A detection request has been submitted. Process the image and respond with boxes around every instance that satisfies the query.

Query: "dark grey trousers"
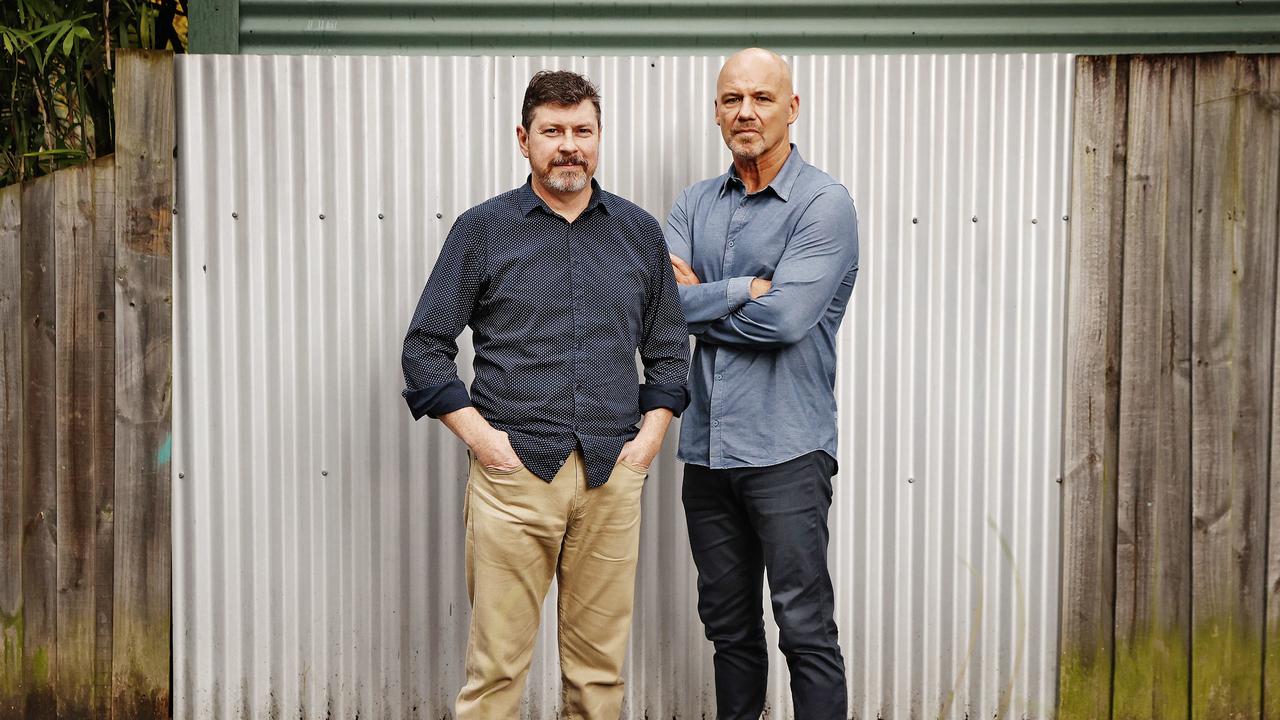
[682,451,847,720]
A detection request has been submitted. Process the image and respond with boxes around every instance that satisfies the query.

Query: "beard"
[541,156,590,193]
[727,129,766,160]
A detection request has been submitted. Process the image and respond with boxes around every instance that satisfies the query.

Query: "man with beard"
[401,70,690,719]
[664,48,860,719]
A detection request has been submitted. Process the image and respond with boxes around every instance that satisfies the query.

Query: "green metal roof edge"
[190,0,240,53]
[189,0,1280,55]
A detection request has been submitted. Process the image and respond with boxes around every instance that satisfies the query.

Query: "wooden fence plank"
[90,158,117,719]
[53,163,93,718]
[112,50,174,718]
[20,174,57,720]
[1191,53,1278,720]
[0,181,22,716]
[1058,54,1129,720]
[1112,54,1195,720]
[1257,55,1280,720]
[54,158,117,717]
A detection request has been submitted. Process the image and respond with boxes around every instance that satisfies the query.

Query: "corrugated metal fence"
[173,54,1072,719]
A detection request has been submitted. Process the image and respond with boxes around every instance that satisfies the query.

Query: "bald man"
[664,49,859,719]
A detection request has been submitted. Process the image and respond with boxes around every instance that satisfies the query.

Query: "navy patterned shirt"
[402,178,690,488]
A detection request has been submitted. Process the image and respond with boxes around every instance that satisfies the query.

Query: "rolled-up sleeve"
[697,186,859,349]
[638,218,691,416]
[401,217,485,420]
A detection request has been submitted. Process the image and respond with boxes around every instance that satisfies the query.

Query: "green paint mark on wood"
[1113,623,1189,720]
[156,433,171,466]
[1192,617,1263,720]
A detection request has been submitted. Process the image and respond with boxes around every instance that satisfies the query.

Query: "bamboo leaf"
[22,147,87,158]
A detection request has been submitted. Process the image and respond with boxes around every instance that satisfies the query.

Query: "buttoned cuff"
[638,383,690,417]
[726,276,755,312]
[404,379,472,420]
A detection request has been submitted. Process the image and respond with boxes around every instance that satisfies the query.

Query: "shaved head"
[718,48,793,97]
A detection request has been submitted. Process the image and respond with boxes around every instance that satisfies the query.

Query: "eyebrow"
[539,122,596,131]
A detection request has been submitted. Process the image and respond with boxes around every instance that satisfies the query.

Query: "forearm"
[438,406,498,448]
[676,277,755,324]
[694,308,797,348]
[619,407,675,468]
[635,408,674,447]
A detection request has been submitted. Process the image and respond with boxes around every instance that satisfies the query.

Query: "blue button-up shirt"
[402,179,690,488]
[664,146,859,469]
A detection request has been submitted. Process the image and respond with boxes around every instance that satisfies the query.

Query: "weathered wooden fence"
[1059,53,1280,720]
[0,51,174,719]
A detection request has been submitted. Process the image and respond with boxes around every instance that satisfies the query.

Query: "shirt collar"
[719,143,804,202]
[517,175,613,217]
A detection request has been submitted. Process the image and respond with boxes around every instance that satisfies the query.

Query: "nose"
[558,133,579,153]
[738,97,758,120]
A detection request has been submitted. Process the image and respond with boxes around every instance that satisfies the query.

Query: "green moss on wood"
[0,605,21,713]
[0,606,21,678]
[1265,618,1280,719]
[1058,647,1112,720]
[1113,623,1189,720]
[29,647,49,687]
[112,618,170,718]
[1192,617,1262,720]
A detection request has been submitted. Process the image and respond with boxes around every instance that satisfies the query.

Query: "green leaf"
[22,148,87,158]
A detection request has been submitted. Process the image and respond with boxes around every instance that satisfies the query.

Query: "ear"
[516,124,530,159]
[787,94,800,126]
[713,99,722,127]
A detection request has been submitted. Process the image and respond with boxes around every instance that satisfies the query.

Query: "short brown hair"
[521,70,602,130]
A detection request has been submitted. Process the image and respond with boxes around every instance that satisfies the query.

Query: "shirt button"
[715,374,722,380]
[712,420,720,427]
[728,241,734,247]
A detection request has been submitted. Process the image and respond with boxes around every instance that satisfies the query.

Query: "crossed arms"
[663,185,859,349]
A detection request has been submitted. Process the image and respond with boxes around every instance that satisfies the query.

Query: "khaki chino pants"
[456,449,647,719]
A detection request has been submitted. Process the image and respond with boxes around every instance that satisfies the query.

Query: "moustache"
[552,157,587,168]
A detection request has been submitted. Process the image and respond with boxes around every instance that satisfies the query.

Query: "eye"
[543,128,560,136]
[723,96,740,106]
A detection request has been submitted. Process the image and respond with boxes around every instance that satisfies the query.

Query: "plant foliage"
[1,0,187,186]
